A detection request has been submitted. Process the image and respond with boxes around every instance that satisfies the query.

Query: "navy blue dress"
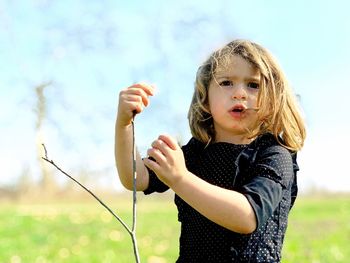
[144,133,299,262]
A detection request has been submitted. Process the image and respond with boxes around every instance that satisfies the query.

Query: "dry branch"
[41,116,141,262]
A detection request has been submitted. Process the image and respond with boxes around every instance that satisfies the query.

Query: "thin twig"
[131,116,140,262]
[41,151,131,235]
[41,112,142,262]
[42,143,48,159]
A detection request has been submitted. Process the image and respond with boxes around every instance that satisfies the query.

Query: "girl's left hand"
[143,135,188,187]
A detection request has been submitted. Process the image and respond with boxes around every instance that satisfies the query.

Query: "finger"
[143,157,160,172]
[119,93,145,114]
[158,134,179,151]
[129,82,155,97]
[151,139,173,157]
[122,100,143,114]
[124,87,151,107]
[147,147,167,166]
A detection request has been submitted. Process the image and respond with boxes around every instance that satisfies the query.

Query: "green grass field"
[0,194,349,263]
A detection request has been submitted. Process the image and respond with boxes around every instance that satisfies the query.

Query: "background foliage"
[1,194,349,263]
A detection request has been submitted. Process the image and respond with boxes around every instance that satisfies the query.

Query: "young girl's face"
[208,54,260,144]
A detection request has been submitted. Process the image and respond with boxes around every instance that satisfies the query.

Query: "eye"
[247,82,259,89]
[219,80,233,87]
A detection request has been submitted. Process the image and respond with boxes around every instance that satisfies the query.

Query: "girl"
[115,39,306,262]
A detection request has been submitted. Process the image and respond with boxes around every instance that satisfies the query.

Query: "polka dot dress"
[144,133,299,263]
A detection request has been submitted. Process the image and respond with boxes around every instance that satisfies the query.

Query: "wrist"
[116,116,133,130]
[170,170,191,191]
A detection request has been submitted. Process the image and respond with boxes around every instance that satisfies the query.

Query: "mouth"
[230,104,247,113]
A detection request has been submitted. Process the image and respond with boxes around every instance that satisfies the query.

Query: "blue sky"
[1,0,349,192]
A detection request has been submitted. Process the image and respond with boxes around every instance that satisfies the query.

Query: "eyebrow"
[245,77,260,82]
[215,75,260,82]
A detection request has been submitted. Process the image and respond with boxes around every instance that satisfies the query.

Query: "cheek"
[249,94,259,107]
[208,100,216,116]
[208,95,223,117]
[208,88,227,112]
[207,89,216,113]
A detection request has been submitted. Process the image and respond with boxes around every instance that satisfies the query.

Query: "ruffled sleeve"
[143,159,169,195]
[235,134,297,229]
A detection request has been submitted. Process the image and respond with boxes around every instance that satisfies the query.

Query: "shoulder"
[236,133,298,187]
[253,133,284,149]
[256,134,292,162]
[181,137,206,153]
[247,133,293,161]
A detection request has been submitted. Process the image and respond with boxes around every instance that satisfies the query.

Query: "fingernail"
[151,84,157,95]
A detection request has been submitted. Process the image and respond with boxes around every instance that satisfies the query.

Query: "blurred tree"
[34,82,57,195]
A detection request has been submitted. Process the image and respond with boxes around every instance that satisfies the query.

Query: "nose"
[231,84,247,100]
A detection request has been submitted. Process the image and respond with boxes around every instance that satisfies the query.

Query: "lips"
[228,104,247,119]
[229,104,247,113]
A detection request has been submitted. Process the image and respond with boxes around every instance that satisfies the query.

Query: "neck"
[214,133,254,145]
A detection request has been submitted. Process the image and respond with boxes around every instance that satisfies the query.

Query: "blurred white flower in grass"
[68,211,84,224]
[78,234,90,246]
[154,240,170,255]
[140,235,153,247]
[109,230,123,241]
[35,256,48,263]
[330,245,344,261]
[58,247,70,259]
[71,243,81,256]
[19,205,58,220]
[10,255,21,263]
[100,210,112,223]
[147,255,167,263]
[104,249,117,262]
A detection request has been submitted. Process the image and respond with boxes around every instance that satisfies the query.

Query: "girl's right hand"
[117,83,155,127]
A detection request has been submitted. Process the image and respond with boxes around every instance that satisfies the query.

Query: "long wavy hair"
[188,39,306,151]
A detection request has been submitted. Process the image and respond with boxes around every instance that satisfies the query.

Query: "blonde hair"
[188,39,306,151]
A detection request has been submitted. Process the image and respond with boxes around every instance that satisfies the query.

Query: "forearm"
[171,172,257,234]
[114,120,149,191]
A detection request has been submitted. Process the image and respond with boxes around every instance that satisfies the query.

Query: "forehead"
[215,54,260,78]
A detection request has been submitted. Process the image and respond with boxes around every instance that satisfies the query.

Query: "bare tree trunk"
[35,82,56,195]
